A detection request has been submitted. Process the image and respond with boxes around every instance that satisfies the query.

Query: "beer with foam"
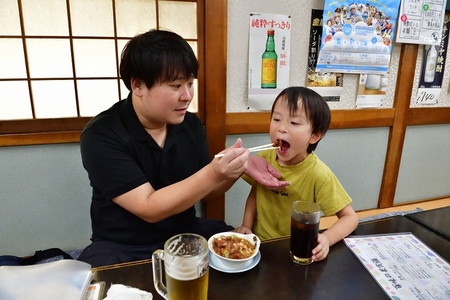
[153,233,209,300]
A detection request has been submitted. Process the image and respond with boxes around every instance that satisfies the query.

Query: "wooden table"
[92,216,450,299]
[406,206,450,241]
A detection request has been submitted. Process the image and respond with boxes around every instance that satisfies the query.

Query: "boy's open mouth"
[279,140,290,154]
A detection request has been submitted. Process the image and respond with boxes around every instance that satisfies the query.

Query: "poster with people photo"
[315,1,401,74]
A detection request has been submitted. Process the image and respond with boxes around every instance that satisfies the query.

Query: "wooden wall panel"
[203,0,228,219]
[407,107,450,125]
[225,109,396,134]
[379,44,419,208]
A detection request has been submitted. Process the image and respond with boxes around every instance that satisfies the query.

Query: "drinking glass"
[290,201,321,265]
[152,233,209,300]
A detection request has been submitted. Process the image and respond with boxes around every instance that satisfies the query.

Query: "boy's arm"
[323,205,358,246]
[234,186,257,234]
[312,205,358,262]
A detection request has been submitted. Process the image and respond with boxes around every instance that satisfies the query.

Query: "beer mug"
[152,233,209,300]
[290,201,321,265]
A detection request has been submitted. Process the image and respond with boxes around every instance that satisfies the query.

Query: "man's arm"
[113,146,249,223]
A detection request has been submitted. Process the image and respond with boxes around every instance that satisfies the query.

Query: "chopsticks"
[214,143,280,158]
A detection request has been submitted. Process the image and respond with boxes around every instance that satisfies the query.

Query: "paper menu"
[0,259,93,300]
[344,233,450,299]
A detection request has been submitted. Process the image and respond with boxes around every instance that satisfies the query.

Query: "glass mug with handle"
[290,200,321,265]
[152,233,209,300]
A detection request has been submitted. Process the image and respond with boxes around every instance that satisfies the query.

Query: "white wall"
[395,124,450,204]
[0,143,203,257]
[0,144,92,257]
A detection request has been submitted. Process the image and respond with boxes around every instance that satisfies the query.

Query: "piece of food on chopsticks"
[214,139,281,158]
[272,139,282,148]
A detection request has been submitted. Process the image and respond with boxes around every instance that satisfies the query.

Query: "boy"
[236,86,358,262]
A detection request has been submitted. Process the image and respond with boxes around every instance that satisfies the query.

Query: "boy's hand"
[233,226,253,234]
[311,233,330,262]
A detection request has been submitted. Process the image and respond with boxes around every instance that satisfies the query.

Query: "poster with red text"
[248,13,291,111]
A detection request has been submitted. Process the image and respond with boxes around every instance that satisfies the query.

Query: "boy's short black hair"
[120,29,199,90]
[271,86,331,153]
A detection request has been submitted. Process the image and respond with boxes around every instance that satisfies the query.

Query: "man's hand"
[245,156,289,189]
[211,138,249,181]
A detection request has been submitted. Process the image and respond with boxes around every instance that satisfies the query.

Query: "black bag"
[0,248,72,266]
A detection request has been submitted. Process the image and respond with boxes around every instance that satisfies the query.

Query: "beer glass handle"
[152,249,168,299]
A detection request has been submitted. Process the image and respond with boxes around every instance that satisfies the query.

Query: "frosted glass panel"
[117,39,130,62]
[32,80,77,118]
[0,0,21,35]
[159,1,197,38]
[0,0,200,122]
[189,79,198,113]
[73,39,117,77]
[117,39,131,98]
[120,80,129,99]
[187,41,198,59]
[116,0,157,37]
[0,39,27,79]
[0,81,32,120]
[22,0,68,36]
[27,39,73,78]
[70,0,114,36]
[78,80,119,116]
[187,41,198,113]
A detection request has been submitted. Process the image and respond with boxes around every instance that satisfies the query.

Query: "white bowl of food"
[208,232,260,268]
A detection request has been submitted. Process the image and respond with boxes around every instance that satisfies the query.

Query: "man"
[78,29,287,267]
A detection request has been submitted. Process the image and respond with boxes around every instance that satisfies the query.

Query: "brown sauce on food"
[272,139,282,148]
[212,235,256,259]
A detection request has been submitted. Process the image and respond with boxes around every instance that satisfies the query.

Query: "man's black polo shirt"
[80,95,211,245]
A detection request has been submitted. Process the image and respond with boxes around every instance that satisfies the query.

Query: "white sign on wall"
[247,13,291,111]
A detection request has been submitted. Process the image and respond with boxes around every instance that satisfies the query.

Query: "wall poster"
[315,1,401,74]
[396,0,447,46]
[356,73,389,107]
[414,11,450,105]
[248,13,291,111]
[307,9,343,102]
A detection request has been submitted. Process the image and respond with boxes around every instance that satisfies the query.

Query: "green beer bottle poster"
[248,12,291,110]
[261,29,277,88]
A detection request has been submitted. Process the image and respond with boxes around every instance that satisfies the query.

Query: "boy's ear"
[309,132,324,144]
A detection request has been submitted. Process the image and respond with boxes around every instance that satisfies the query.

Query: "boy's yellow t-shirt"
[242,151,352,241]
